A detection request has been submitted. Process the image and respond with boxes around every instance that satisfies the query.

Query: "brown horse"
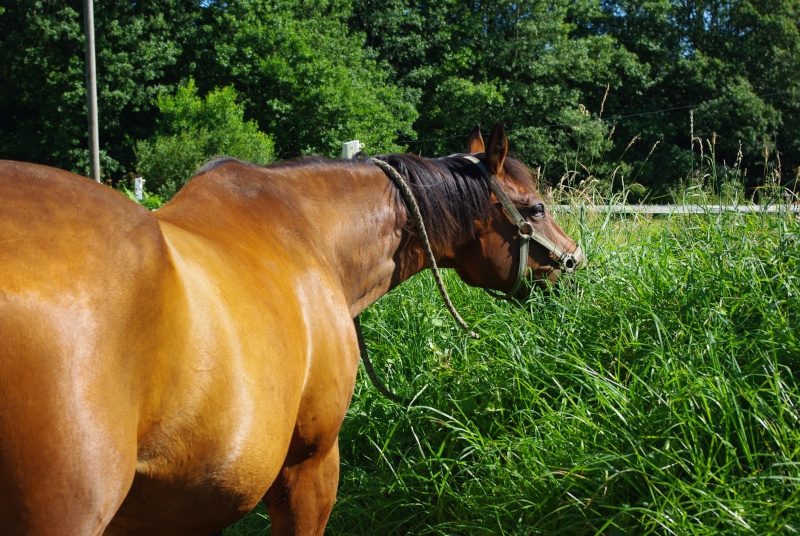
[0,123,582,535]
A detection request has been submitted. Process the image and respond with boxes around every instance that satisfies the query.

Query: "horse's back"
[0,161,174,534]
[0,160,169,292]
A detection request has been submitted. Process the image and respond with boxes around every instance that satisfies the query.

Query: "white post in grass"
[342,140,362,159]
[134,177,144,202]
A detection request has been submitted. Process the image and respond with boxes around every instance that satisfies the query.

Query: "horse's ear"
[465,124,484,153]
[485,121,508,176]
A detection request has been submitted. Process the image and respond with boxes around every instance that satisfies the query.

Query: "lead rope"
[354,316,411,405]
[372,158,480,340]
[354,157,480,405]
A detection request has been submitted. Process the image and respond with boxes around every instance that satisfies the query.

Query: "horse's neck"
[294,166,428,316]
[265,166,437,316]
[157,163,429,317]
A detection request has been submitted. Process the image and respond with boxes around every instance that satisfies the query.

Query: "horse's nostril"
[567,245,586,271]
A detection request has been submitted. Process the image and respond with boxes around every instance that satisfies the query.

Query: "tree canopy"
[1,0,797,198]
[135,79,275,199]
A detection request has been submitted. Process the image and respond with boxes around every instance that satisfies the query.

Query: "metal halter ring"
[518,221,534,239]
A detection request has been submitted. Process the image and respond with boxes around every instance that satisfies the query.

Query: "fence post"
[342,140,362,159]
[134,177,144,202]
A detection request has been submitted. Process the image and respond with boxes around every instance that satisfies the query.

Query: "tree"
[0,0,199,178]
[599,0,800,194]
[135,80,275,199]
[0,1,86,170]
[349,0,645,188]
[3,0,796,195]
[193,0,418,158]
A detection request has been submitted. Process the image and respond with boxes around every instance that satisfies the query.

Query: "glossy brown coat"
[0,124,582,535]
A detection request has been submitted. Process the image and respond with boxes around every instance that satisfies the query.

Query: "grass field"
[226,202,800,535]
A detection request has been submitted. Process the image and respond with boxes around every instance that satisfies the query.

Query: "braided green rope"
[354,316,411,405]
[372,158,479,340]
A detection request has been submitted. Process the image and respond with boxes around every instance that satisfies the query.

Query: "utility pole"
[83,0,101,183]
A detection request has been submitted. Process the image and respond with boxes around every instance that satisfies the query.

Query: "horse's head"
[452,122,584,299]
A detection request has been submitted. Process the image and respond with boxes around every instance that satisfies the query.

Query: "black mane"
[373,153,535,251]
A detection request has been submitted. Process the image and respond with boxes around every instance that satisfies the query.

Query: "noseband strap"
[462,155,582,300]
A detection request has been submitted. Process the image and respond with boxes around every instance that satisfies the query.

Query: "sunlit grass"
[226,203,800,535]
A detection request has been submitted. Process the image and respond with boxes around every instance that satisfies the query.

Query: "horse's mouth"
[522,259,580,296]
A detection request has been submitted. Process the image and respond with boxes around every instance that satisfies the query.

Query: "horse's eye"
[532,203,546,218]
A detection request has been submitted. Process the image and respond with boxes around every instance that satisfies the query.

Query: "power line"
[397,89,795,145]
[604,90,791,122]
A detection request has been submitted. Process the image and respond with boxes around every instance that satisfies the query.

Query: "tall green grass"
[226,204,799,535]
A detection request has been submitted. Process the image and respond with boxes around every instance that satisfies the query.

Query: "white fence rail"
[554,204,800,214]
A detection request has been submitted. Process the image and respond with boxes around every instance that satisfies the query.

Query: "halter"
[462,155,583,300]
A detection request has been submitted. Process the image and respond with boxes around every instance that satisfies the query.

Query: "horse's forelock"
[501,155,537,190]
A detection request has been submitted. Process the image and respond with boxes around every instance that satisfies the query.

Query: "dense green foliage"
[0,0,198,177]
[598,0,800,195]
[135,79,275,199]
[1,0,798,196]
[350,0,643,183]
[224,199,800,535]
[193,0,418,159]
